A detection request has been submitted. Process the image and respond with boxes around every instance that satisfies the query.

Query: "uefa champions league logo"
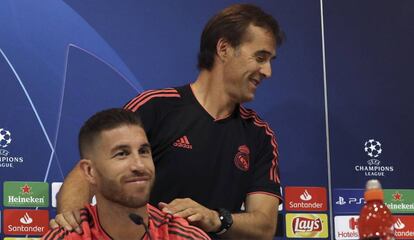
[0,128,24,168]
[364,139,382,158]
[0,128,12,148]
[0,128,12,157]
[354,138,394,177]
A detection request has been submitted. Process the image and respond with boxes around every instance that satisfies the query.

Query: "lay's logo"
[292,217,322,233]
[286,213,328,238]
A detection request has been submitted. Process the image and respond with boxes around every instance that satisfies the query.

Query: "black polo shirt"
[124,85,281,212]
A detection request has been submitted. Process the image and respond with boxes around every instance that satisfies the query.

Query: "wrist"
[212,208,233,235]
[211,210,222,232]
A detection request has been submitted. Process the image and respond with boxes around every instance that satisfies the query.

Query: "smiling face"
[222,25,276,103]
[85,124,155,208]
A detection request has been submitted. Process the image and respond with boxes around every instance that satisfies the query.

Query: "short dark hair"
[78,108,143,158]
[197,3,285,70]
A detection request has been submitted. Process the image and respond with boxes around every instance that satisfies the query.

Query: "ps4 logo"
[335,196,365,206]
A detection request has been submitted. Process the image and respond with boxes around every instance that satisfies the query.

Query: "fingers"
[173,207,196,218]
[187,213,203,222]
[54,211,83,234]
[158,202,169,212]
[49,218,59,229]
[161,198,194,214]
[158,198,221,232]
[74,210,81,226]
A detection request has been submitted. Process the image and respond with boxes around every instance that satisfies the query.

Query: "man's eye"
[256,56,266,63]
[138,147,150,155]
[115,151,129,157]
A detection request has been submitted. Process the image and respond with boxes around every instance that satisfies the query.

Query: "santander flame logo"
[300,190,312,201]
[394,218,405,230]
[292,217,322,233]
[20,212,33,224]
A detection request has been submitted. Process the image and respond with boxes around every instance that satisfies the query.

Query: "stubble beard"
[98,175,154,209]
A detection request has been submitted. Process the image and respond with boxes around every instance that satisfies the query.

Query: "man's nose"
[260,61,272,78]
[129,154,145,171]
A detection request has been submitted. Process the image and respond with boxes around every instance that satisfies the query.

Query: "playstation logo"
[336,196,346,205]
[333,189,366,214]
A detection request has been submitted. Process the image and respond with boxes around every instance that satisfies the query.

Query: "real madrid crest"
[234,145,250,171]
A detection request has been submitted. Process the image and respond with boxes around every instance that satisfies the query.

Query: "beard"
[96,171,154,208]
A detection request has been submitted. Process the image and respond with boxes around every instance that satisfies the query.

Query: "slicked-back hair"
[198,3,284,70]
[78,108,143,158]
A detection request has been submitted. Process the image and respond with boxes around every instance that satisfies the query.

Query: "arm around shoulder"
[57,161,93,213]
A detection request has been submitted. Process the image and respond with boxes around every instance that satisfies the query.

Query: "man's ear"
[216,38,231,62]
[79,159,97,185]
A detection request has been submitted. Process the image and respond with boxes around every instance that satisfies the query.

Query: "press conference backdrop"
[1,0,413,239]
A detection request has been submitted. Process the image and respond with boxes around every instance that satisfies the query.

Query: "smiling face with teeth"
[82,124,155,209]
[222,24,277,103]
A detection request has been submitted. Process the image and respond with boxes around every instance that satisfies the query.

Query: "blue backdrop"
[1,0,413,239]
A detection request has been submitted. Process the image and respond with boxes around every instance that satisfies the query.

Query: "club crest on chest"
[234,145,250,171]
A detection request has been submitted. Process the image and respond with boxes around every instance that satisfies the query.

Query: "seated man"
[42,109,210,240]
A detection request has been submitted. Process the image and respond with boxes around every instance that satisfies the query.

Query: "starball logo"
[364,139,382,158]
[285,213,328,238]
[0,128,12,147]
[0,128,24,168]
[354,138,394,177]
[4,181,49,207]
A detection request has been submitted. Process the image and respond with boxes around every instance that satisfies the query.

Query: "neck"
[96,197,148,240]
[192,69,237,120]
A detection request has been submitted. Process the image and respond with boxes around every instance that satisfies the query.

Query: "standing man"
[43,109,210,240]
[53,4,284,239]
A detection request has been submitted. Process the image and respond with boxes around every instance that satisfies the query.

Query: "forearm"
[221,210,276,240]
[216,194,279,239]
[161,196,279,239]
[57,162,93,213]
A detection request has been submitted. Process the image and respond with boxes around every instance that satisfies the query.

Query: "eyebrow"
[110,142,151,153]
[110,144,130,154]
[140,143,151,149]
[256,50,277,60]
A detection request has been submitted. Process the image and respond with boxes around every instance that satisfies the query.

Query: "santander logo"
[393,216,414,238]
[4,209,49,235]
[300,190,312,201]
[394,218,405,230]
[292,217,322,233]
[20,212,33,225]
[285,187,327,211]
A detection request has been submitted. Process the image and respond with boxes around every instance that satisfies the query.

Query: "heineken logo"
[3,181,49,207]
[384,189,414,214]
[21,184,31,194]
[392,192,402,201]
